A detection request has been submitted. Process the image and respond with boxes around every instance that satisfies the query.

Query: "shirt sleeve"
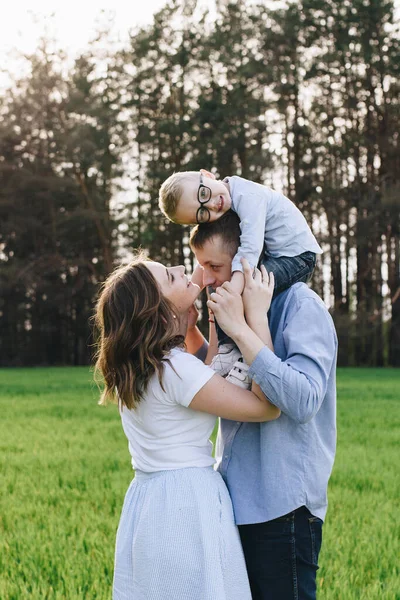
[231,186,268,272]
[248,298,337,423]
[163,350,215,408]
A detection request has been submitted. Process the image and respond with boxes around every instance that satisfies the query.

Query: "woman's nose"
[173,265,185,276]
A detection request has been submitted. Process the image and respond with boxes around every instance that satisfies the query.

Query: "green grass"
[0,367,399,599]
[318,369,400,599]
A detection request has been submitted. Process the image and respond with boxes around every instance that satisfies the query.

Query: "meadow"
[0,367,399,599]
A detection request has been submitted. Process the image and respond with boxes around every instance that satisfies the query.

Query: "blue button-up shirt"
[217,283,338,524]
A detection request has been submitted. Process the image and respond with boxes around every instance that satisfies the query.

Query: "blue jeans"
[216,251,317,346]
[238,506,323,600]
[265,250,316,297]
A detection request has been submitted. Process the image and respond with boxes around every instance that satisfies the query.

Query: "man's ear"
[200,168,216,180]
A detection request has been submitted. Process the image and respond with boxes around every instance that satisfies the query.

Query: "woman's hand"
[206,281,247,339]
[241,258,274,327]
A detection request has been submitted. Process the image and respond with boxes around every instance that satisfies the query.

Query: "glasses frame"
[196,173,212,224]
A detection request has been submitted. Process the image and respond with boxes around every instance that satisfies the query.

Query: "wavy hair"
[94,253,184,410]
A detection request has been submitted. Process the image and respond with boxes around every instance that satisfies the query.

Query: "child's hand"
[207,282,246,339]
[241,258,274,326]
[230,270,245,295]
[190,264,205,290]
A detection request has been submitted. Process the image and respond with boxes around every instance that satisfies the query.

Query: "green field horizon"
[1,367,399,599]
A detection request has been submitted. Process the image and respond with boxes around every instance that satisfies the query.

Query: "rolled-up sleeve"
[248,298,337,423]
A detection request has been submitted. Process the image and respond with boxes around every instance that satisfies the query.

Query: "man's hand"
[242,258,274,327]
[207,281,246,339]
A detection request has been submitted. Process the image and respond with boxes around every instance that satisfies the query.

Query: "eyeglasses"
[196,173,212,224]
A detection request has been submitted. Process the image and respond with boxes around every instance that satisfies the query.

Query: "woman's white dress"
[112,348,251,600]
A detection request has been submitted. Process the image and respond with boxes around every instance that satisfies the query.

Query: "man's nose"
[203,272,216,286]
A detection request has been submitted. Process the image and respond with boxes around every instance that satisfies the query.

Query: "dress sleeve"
[162,350,215,407]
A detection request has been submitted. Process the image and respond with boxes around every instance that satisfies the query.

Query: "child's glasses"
[196,173,212,223]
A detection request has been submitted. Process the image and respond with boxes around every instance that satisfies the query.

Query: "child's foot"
[210,344,241,377]
[226,357,251,390]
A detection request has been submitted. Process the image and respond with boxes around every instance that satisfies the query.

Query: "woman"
[94,253,279,600]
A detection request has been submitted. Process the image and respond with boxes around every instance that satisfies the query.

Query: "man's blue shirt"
[217,283,338,524]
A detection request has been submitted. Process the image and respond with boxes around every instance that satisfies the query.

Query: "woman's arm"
[185,286,219,364]
[185,302,208,359]
[204,286,218,364]
[190,372,280,422]
[205,318,218,365]
[185,325,207,356]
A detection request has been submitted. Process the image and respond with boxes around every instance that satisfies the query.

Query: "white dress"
[113,349,251,600]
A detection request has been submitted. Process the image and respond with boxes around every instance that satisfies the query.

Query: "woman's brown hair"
[94,253,184,410]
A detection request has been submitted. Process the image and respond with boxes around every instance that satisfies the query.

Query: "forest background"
[0,0,399,368]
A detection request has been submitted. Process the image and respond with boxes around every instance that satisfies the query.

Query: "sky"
[0,0,182,88]
[0,0,233,90]
[2,0,398,79]
[2,0,399,59]
[1,1,168,56]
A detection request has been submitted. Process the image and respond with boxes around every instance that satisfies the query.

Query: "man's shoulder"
[270,284,336,342]
[276,283,330,314]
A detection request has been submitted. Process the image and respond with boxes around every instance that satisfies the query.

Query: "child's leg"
[262,251,317,298]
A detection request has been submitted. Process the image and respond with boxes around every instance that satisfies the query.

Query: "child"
[159,169,321,295]
[159,169,322,386]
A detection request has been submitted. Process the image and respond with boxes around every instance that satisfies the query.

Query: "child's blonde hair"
[158,171,199,223]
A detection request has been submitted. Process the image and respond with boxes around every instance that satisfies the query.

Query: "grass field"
[0,367,399,599]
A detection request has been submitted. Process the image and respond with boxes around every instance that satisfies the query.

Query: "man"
[189,210,337,600]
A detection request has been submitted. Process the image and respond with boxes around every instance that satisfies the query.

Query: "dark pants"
[238,506,323,600]
[216,251,317,346]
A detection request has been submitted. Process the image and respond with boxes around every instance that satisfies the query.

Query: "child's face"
[175,172,232,225]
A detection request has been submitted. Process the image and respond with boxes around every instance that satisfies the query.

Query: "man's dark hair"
[189,210,241,258]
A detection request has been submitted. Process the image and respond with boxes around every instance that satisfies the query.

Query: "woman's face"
[145,262,201,314]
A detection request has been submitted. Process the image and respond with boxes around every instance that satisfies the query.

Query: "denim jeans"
[265,250,316,298]
[238,506,323,600]
[216,251,317,346]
